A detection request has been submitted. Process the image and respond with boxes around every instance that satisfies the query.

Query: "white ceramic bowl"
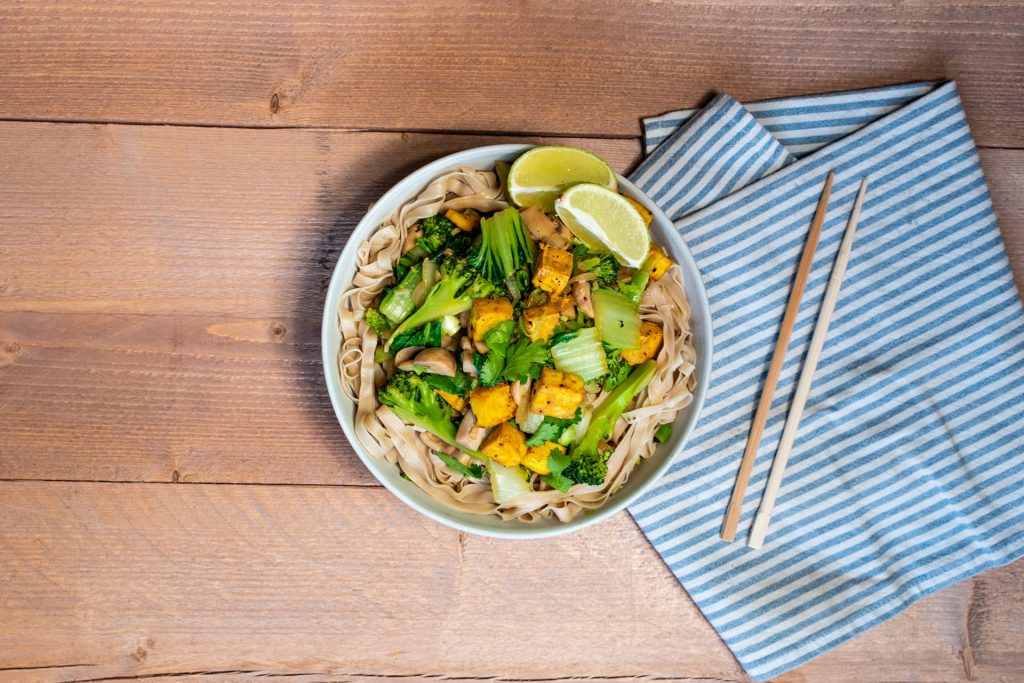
[322,144,713,539]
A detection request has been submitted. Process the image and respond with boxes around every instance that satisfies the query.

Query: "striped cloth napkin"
[626,81,1024,680]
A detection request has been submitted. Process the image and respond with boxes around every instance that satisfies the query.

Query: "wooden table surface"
[1,2,1023,682]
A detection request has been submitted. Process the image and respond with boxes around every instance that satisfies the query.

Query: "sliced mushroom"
[474,339,489,354]
[408,348,456,376]
[514,378,533,426]
[462,349,477,374]
[573,280,595,318]
[394,346,424,370]
[551,219,574,250]
[521,206,558,243]
[456,409,488,450]
[460,335,473,351]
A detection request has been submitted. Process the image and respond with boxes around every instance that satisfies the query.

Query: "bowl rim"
[321,143,713,539]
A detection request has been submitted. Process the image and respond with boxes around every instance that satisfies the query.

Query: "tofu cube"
[522,441,565,475]
[470,297,513,343]
[481,422,527,468]
[522,299,561,342]
[531,244,573,295]
[445,208,479,232]
[469,384,517,427]
[435,389,465,412]
[648,245,672,281]
[529,367,584,419]
[621,321,664,365]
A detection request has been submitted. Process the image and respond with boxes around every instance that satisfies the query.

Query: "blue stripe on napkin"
[632,93,795,219]
[644,81,937,159]
[628,81,1024,680]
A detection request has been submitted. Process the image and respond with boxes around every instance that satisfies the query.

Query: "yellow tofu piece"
[522,441,564,475]
[531,243,573,295]
[529,367,584,419]
[445,208,479,232]
[469,384,517,427]
[435,389,465,412]
[621,321,664,365]
[622,195,654,226]
[470,297,513,343]
[481,422,527,467]
[522,299,562,342]
[649,244,672,281]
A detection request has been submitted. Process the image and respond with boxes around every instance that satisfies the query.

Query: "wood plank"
[1,481,1020,682]
[0,2,1022,146]
[2,124,1022,485]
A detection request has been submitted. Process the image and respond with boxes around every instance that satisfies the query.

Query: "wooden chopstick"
[719,170,835,543]
[747,178,868,549]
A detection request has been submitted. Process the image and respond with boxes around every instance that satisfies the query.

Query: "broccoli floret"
[364,308,391,336]
[469,207,535,292]
[573,244,619,285]
[395,214,458,279]
[377,371,482,457]
[602,347,630,392]
[618,253,655,304]
[564,360,657,486]
[385,257,499,349]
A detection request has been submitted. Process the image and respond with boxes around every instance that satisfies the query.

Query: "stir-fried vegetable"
[370,161,676,501]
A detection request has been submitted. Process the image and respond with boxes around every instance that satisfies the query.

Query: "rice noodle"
[337,166,697,523]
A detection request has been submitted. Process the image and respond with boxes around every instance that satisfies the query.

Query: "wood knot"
[271,322,287,340]
[3,341,20,356]
[401,132,410,142]
[270,92,280,114]
[171,469,180,483]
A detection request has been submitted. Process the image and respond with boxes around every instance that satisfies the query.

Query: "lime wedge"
[554,184,650,267]
[508,146,617,212]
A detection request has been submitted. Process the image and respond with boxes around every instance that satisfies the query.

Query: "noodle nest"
[337,166,697,523]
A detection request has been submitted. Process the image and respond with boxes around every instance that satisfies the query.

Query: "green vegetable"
[469,207,535,293]
[377,372,480,458]
[422,369,471,396]
[364,308,391,336]
[525,410,581,447]
[396,214,457,279]
[564,360,657,486]
[484,320,515,355]
[654,423,673,444]
[380,261,424,326]
[436,452,485,479]
[386,257,499,349]
[501,337,551,383]
[618,253,655,304]
[389,321,442,352]
[474,322,550,386]
[486,459,531,504]
[593,287,641,350]
[541,447,573,492]
[550,327,608,381]
[602,347,630,392]
[573,244,619,285]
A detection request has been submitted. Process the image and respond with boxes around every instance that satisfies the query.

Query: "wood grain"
[2,124,1022,487]
[0,481,1019,683]
[0,2,1022,147]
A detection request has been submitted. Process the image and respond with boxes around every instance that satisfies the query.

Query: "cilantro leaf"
[524,410,581,447]
[501,337,551,383]
[436,452,485,479]
[541,446,573,492]
[483,320,515,357]
[473,351,504,387]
